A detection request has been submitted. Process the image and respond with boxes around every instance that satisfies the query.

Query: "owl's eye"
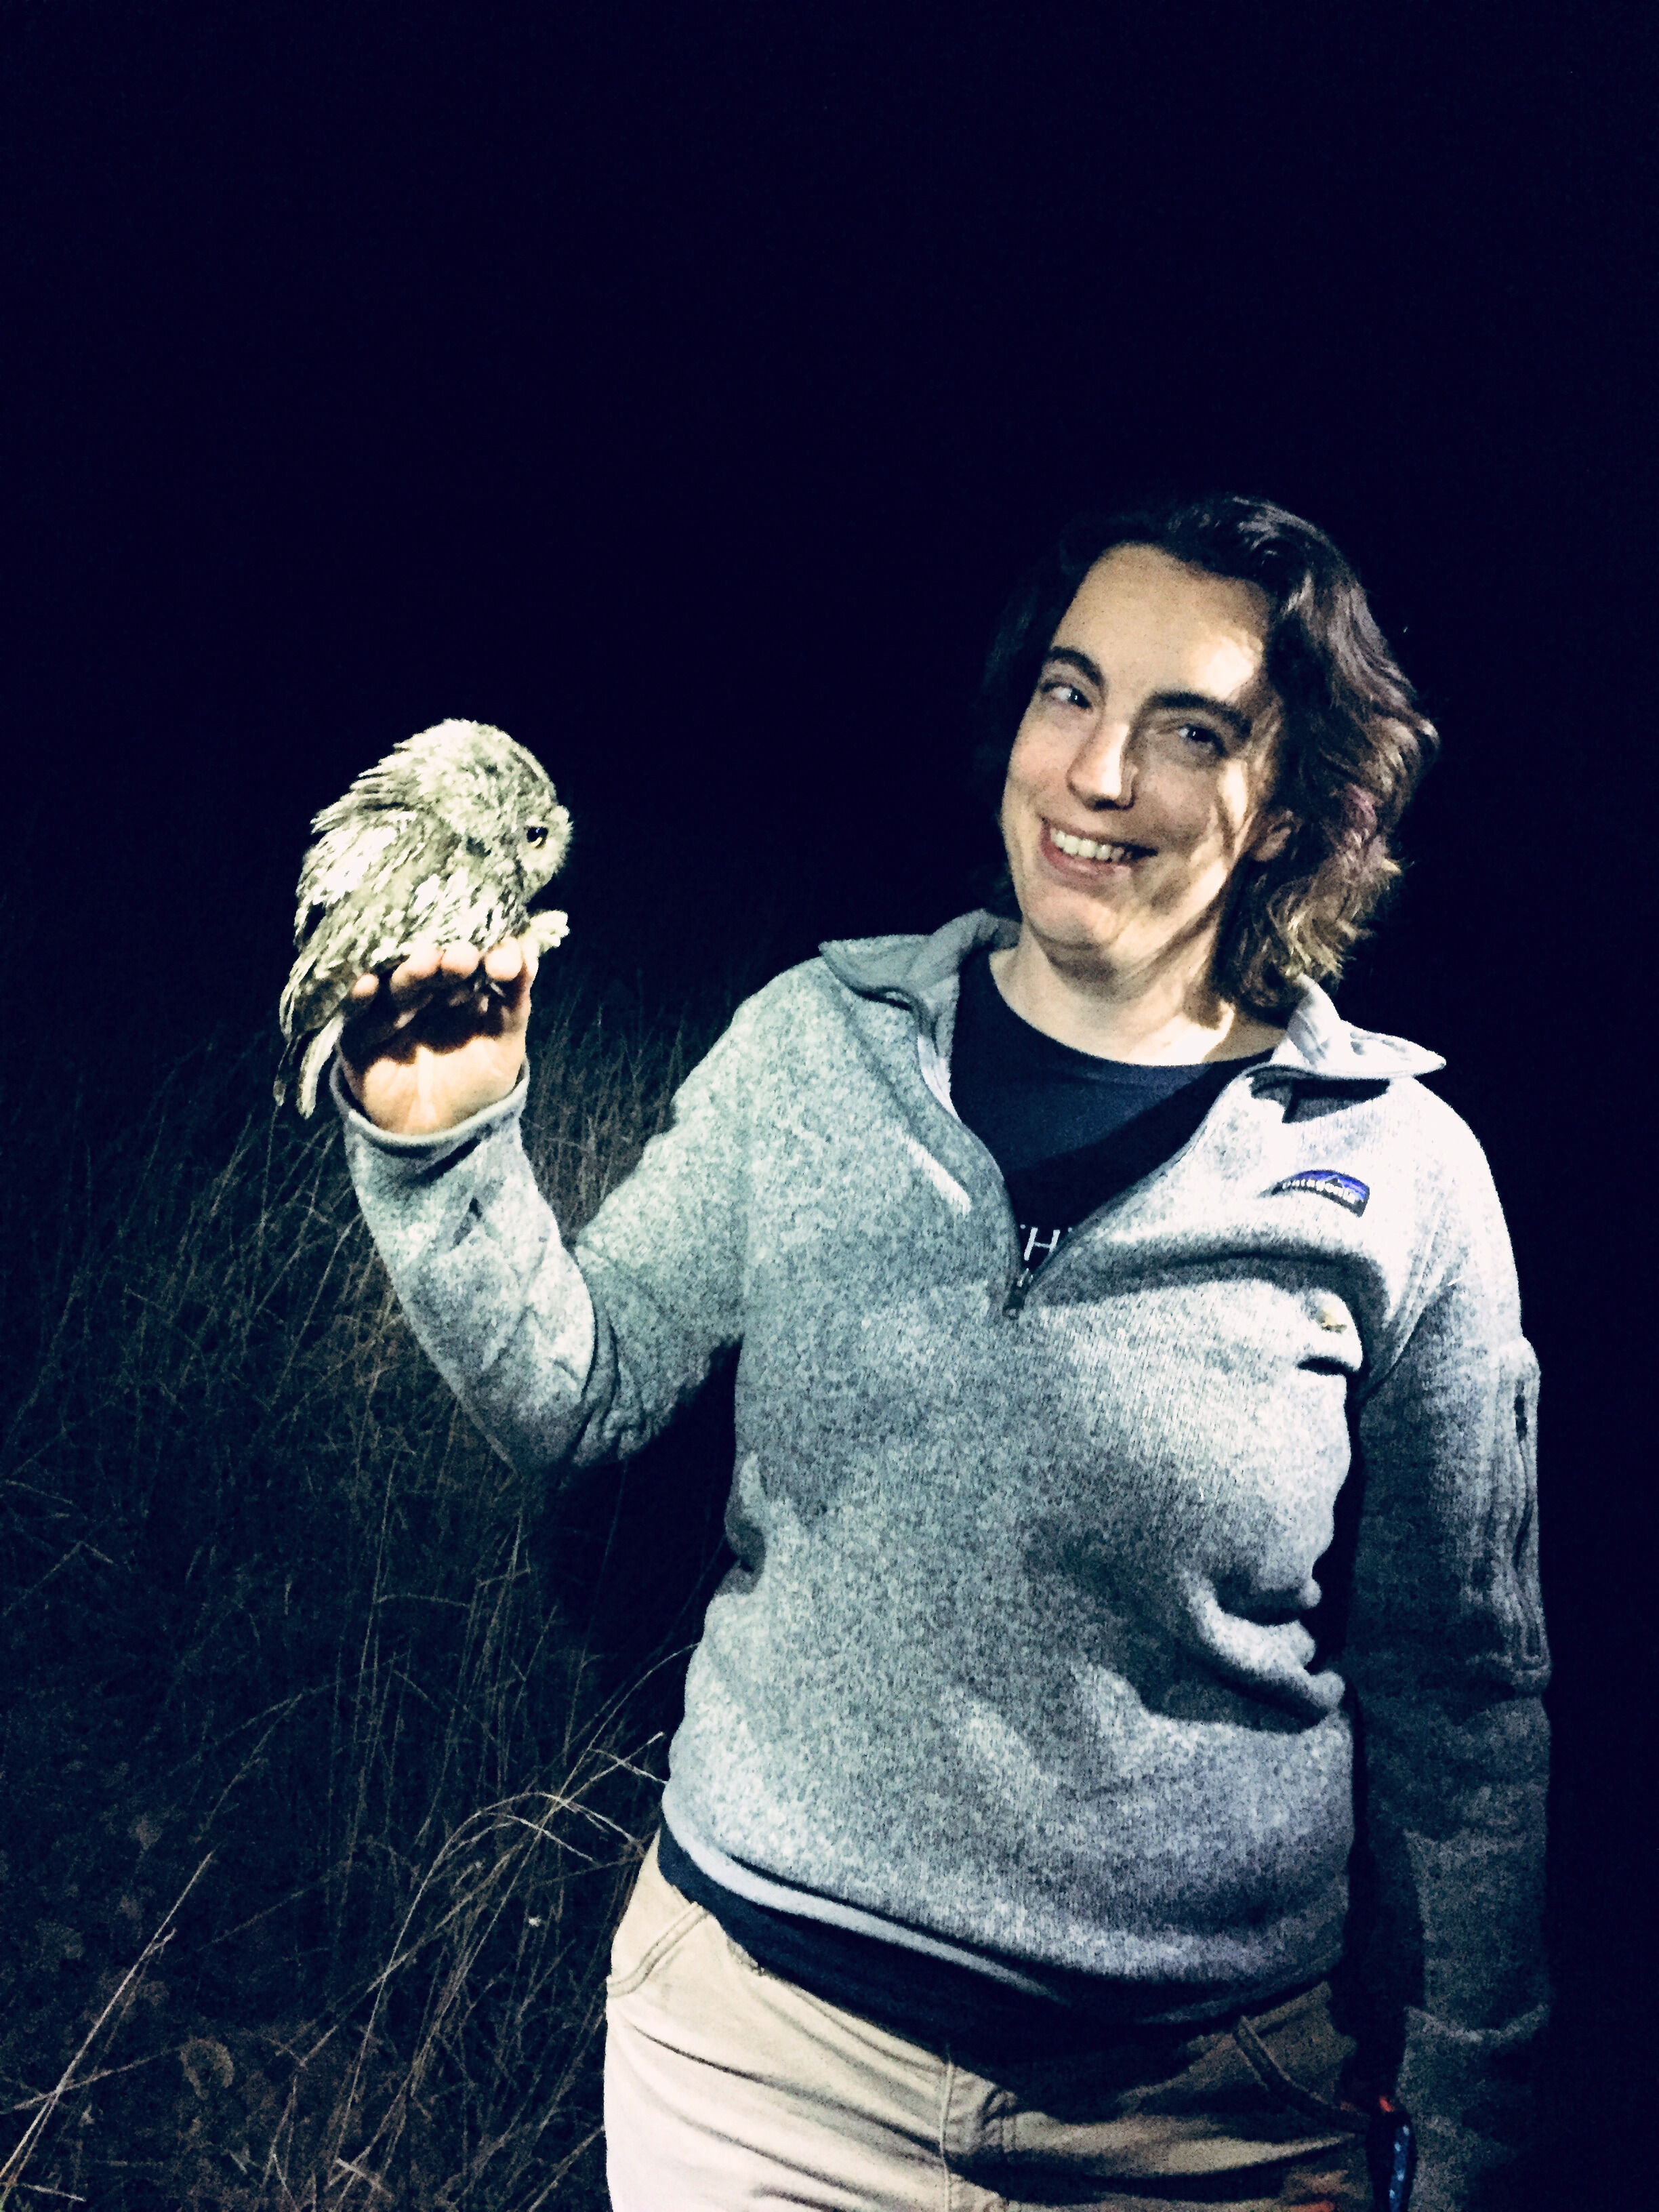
[525,825,548,846]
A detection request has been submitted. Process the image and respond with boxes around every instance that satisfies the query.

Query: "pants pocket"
[1231,1982,1363,2129]
[605,1834,712,1998]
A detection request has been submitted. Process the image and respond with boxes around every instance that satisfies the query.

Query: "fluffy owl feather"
[277,719,572,1115]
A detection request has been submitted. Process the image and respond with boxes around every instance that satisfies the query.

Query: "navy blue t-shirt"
[659,951,1275,2060]
[950,947,1270,1279]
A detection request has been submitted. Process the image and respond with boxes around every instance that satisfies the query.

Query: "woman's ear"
[1249,811,1296,863]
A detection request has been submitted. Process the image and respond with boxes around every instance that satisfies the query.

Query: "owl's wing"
[272,1008,351,1118]
[281,813,462,1040]
[292,811,416,939]
[280,816,544,1046]
[295,1010,349,1118]
[309,746,431,832]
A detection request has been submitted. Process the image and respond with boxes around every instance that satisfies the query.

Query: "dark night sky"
[10,5,1649,954]
[5,0,1652,2142]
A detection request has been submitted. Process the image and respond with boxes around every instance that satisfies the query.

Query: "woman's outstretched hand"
[338,939,537,1134]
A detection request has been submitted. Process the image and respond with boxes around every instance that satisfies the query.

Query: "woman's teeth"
[1049,827,1141,862]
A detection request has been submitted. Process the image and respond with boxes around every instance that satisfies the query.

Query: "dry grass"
[0,949,762,2207]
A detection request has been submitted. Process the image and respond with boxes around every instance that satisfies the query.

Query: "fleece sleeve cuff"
[327,1052,530,1164]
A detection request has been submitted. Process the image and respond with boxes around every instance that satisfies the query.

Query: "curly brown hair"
[971,494,1439,1017]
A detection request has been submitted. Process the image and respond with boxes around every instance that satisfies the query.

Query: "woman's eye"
[525,825,548,846]
[1038,680,1089,710]
[1176,723,1224,753]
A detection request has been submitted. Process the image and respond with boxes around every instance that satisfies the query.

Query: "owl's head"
[323,720,573,890]
[510,796,573,897]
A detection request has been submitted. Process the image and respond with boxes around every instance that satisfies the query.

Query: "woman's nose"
[1069,723,1135,807]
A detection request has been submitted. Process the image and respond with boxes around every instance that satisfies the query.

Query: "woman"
[335,495,1548,2212]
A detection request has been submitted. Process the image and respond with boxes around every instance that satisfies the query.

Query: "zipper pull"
[1003,1267,1036,1315]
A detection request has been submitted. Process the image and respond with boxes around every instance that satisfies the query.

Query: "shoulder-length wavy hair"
[971,493,1439,1017]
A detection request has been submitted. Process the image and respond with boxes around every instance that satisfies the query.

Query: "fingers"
[348,941,441,1017]
[376,941,476,1013]
[483,937,537,1023]
[335,935,535,1124]
[350,939,534,1023]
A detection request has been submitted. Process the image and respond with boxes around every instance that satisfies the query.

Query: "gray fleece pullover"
[335,910,1549,2209]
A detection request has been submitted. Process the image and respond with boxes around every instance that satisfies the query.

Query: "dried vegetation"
[1,949,756,2207]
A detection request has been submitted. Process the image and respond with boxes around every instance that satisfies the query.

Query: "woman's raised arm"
[333,949,761,1489]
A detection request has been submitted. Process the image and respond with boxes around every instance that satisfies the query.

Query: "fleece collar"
[819,909,1443,1084]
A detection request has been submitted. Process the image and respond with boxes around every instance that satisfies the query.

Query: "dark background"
[5,0,1650,2188]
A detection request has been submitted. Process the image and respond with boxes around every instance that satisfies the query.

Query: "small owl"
[277,718,573,1115]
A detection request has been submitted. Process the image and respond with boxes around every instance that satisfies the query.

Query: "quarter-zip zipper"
[820,924,1424,1319]
[908,1016,1031,1309]
[913,1023,1283,1318]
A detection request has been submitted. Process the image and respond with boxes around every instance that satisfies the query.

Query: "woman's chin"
[1017,908,1137,976]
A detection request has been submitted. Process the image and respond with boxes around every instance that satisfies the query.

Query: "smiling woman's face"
[999,543,1294,992]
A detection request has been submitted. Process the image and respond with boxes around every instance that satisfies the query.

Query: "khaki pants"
[604,1836,1372,2211]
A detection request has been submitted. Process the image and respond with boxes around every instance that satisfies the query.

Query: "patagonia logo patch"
[1272,1168,1370,1216]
